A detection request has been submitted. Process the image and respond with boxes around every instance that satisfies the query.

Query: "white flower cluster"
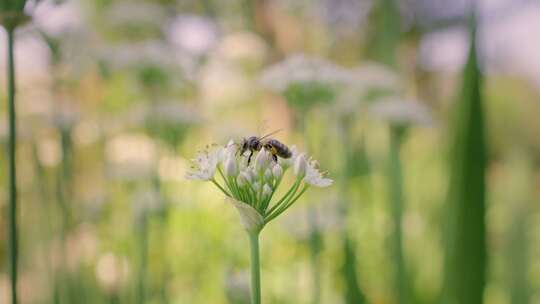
[187,140,332,232]
[258,55,402,94]
[369,97,433,127]
[258,54,359,92]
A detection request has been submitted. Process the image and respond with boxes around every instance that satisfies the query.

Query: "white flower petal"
[272,164,283,179]
[224,156,238,177]
[255,150,270,172]
[185,148,220,181]
[294,153,307,178]
[304,159,333,187]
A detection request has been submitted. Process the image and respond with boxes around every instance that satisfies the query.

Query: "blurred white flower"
[317,0,372,37]
[198,60,253,106]
[95,252,130,293]
[166,15,219,56]
[99,41,176,70]
[258,54,357,92]
[33,0,84,36]
[0,34,49,83]
[105,133,158,180]
[351,62,401,92]
[105,1,166,31]
[128,101,201,130]
[370,97,433,127]
[37,137,62,167]
[215,31,267,69]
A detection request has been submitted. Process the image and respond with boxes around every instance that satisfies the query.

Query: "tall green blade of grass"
[387,126,407,304]
[339,119,367,304]
[441,17,487,304]
[370,1,411,302]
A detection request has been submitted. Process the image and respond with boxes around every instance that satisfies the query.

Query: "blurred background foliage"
[0,0,540,303]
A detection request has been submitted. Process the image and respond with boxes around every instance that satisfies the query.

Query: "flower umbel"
[187,140,332,232]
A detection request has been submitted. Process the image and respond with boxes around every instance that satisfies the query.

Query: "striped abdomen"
[265,139,292,158]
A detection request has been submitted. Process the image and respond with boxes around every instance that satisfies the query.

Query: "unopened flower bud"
[272,164,283,179]
[252,182,261,192]
[255,150,269,172]
[248,169,256,181]
[294,154,307,178]
[240,171,252,184]
[264,169,273,181]
[278,146,296,169]
[236,173,247,187]
[224,157,238,177]
[262,184,272,199]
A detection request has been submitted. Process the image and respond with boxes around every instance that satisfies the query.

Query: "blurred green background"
[1,0,540,303]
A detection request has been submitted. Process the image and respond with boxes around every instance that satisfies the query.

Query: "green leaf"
[441,18,487,304]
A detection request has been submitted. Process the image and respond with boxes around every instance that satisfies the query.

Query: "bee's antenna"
[259,128,282,140]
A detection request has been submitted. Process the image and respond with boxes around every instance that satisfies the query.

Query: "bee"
[239,130,292,164]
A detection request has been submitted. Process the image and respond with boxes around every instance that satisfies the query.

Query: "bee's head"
[247,136,262,150]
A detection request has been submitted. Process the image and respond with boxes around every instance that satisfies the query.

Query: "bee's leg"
[272,154,277,163]
[247,151,253,165]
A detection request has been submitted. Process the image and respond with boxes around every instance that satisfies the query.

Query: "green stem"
[388,126,406,304]
[265,179,300,216]
[211,179,231,197]
[265,185,308,224]
[6,27,19,304]
[137,214,149,304]
[249,232,261,304]
[308,208,321,304]
[338,119,367,303]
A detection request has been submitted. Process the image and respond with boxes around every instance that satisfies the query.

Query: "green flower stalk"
[187,140,332,303]
[1,2,31,303]
[370,97,432,304]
